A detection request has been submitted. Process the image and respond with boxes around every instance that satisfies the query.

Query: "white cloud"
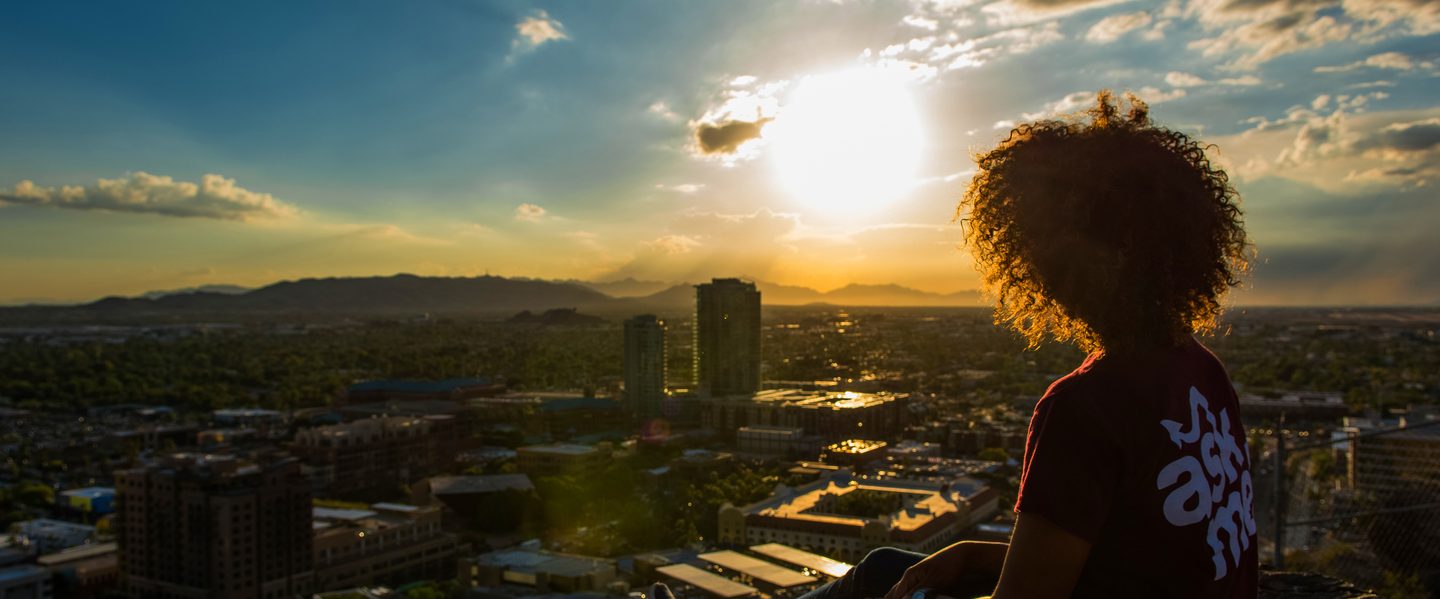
[0,172,298,222]
[514,203,547,222]
[647,100,680,121]
[1217,75,1263,86]
[1086,11,1153,43]
[511,10,568,55]
[902,14,940,30]
[1314,51,1435,73]
[1165,71,1208,87]
[982,0,1126,27]
[654,183,705,194]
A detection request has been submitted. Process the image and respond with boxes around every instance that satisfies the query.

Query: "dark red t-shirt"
[1015,338,1258,598]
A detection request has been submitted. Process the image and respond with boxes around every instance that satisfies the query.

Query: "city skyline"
[2,1,1439,306]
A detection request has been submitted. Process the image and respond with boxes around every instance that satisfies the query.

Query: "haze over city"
[1,0,1438,306]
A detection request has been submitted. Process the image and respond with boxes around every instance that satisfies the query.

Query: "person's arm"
[882,541,1008,599]
[989,512,1092,599]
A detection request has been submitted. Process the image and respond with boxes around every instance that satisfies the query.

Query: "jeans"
[650,548,925,599]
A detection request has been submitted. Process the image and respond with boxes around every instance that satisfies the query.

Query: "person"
[656,91,1257,599]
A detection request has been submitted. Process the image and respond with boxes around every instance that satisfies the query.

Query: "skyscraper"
[624,314,667,419]
[116,453,314,598]
[694,278,761,397]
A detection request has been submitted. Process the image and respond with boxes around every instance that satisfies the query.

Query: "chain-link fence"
[1255,418,1440,598]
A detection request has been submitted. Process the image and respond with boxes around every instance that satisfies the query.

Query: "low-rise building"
[408,474,535,532]
[718,471,993,562]
[292,416,458,498]
[0,564,52,599]
[311,503,465,593]
[820,440,888,469]
[736,426,813,459]
[515,444,609,477]
[460,548,616,593]
[11,520,96,555]
[36,542,119,599]
[703,390,908,442]
[1240,390,1347,421]
[58,488,115,517]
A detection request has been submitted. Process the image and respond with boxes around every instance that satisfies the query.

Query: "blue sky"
[1,0,1437,304]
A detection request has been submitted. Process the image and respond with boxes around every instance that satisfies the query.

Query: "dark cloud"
[693,118,771,155]
[1357,119,1440,153]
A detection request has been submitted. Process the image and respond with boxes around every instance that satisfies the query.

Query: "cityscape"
[3,0,1440,598]
[1,276,1438,598]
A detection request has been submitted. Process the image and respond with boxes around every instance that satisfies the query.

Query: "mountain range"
[0,274,984,323]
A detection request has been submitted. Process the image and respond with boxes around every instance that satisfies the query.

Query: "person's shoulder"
[1034,355,1112,416]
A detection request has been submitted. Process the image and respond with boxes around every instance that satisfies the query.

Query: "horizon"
[2,2,1439,306]
[4,270,1437,309]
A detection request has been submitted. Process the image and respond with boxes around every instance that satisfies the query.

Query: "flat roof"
[656,564,757,598]
[519,443,598,456]
[749,544,852,578]
[312,507,378,521]
[35,542,117,566]
[698,550,816,588]
[59,487,115,499]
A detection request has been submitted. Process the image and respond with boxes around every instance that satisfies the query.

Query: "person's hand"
[883,542,1006,599]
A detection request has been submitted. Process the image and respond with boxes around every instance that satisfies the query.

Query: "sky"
[1,0,1437,306]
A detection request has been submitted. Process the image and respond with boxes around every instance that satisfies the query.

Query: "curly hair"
[959,91,1250,353]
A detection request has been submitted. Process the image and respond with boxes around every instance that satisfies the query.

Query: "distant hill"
[0,274,983,324]
[140,284,251,300]
[571,277,673,298]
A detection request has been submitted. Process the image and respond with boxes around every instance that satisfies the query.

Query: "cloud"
[1185,0,1439,71]
[693,118,772,155]
[654,183,706,194]
[647,100,680,121]
[514,203,547,222]
[902,15,940,30]
[1165,71,1208,87]
[1355,118,1440,154]
[1313,51,1435,73]
[1086,11,1153,43]
[982,0,1126,26]
[0,172,297,221]
[511,10,568,55]
[688,76,787,161]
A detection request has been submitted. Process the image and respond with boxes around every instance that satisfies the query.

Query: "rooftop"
[698,550,817,588]
[519,443,601,456]
[427,474,535,495]
[712,389,902,410]
[656,563,757,598]
[348,377,496,394]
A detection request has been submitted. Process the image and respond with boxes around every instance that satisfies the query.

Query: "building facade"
[115,453,314,599]
[291,415,458,498]
[704,390,909,443]
[624,315,668,420]
[695,279,761,397]
[311,503,464,592]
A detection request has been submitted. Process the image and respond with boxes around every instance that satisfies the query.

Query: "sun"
[768,67,924,216]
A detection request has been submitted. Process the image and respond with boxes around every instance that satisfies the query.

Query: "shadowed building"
[624,315,668,420]
[291,415,458,499]
[695,279,761,398]
[115,453,314,599]
[311,503,464,592]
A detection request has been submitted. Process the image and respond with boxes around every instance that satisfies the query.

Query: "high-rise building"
[694,278,762,397]
[115,453,314,599]
[624,315,667,419]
